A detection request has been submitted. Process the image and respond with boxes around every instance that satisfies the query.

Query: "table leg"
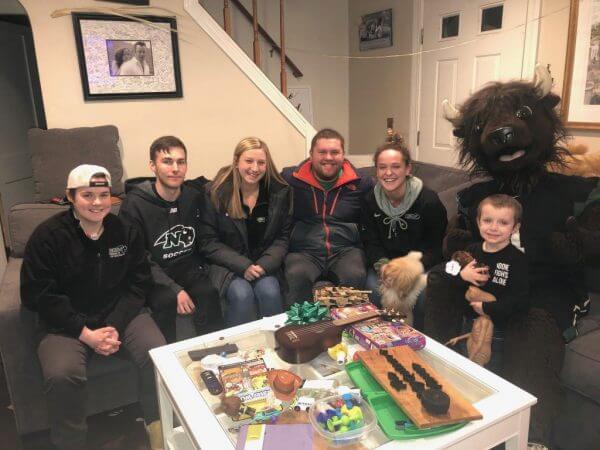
[505,408,531,450]
[155,367,174,449]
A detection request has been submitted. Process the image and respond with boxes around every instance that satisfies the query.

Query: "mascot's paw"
[551,202,600,265]
[548,143,600,178]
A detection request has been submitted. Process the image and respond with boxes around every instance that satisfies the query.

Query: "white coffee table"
[150,314,536,450]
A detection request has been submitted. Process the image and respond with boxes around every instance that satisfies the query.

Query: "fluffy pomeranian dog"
[380,251,427,326]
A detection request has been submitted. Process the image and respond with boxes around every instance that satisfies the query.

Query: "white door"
[417,0,534,167]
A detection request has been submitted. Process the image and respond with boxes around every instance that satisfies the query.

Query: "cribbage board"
[357,346,482,428]
[314,286,370,307]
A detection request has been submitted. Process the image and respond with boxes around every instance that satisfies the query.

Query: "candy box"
[329,303,379,321]
[308,393,376,447]
[347,317,426,351]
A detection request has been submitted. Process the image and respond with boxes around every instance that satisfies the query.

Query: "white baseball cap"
[67,164,112,189]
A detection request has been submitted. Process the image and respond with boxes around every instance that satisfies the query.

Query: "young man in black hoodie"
[119,136,221,342]
[20,164,165,450]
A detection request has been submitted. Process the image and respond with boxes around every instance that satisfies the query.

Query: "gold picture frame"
[561,0,600,129]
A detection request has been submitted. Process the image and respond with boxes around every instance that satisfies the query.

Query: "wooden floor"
[0,358,151,450]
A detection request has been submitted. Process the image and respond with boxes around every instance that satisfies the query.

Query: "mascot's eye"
[474,123,483,134]
[516,105,533,119]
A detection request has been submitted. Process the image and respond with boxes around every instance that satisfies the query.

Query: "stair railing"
[220,0,302,95]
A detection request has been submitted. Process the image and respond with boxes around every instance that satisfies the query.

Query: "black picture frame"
[359,9,393,52]
[72,13,182,101]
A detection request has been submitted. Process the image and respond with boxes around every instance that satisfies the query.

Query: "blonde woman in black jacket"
[200,137,292,326]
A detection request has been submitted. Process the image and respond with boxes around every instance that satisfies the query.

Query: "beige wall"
[538,0,600,149]
[18,0,306,180]
[348,0,414,155]
[201,0,349,146]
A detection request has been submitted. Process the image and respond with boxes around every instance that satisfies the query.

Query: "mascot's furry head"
[443,65,567,191]
[380,251,427,326]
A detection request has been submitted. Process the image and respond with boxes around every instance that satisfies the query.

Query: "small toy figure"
[317,395,365,435]
[327,343,348,365]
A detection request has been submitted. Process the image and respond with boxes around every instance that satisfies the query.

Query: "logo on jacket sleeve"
[154,225,195,251]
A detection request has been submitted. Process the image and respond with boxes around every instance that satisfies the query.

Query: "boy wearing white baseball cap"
[21,164,166,450]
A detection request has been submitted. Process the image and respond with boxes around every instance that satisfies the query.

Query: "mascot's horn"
[442,99,460,120]
[532,64,552,98]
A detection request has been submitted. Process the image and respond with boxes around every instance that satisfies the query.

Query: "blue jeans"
[366,268,426,331]
[225,275,283,327]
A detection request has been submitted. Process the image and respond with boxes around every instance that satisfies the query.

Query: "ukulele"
[274,308,404,364]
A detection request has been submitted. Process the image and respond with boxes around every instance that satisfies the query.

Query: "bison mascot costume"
[424,65,600,445]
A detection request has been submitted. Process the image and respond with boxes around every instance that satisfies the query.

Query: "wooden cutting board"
[357,346,482,429]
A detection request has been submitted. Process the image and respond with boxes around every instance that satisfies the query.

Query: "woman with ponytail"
[360,137,447,328]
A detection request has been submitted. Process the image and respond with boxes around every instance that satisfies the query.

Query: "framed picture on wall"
[562,0,600,129]
[72,13,182,101]
[359,9,393,51]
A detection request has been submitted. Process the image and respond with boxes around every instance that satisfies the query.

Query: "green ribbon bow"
[285,301,329,325]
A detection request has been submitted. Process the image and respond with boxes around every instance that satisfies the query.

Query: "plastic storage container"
[308,392,376,447]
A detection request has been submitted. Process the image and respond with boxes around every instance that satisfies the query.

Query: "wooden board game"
[357,346,482,429]
[314,286,370,307]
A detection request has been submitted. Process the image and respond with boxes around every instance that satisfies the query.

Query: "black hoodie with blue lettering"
[119,180,206,296]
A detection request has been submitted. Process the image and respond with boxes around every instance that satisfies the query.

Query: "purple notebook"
[235,423,313,450]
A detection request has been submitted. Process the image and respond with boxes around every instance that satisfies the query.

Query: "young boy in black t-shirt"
[442,194,528,372]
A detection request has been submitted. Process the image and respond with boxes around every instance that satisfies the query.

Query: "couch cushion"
[437,181,476,218]
[28,125,124,201]
[410,161,471,193]
[9,203,121,257]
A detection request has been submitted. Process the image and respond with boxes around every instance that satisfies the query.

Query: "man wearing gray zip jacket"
[119,136,221,342]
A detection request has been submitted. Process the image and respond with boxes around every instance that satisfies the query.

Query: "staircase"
[185,0,315,154]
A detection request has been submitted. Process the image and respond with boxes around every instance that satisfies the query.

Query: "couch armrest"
[0,258,48,434]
